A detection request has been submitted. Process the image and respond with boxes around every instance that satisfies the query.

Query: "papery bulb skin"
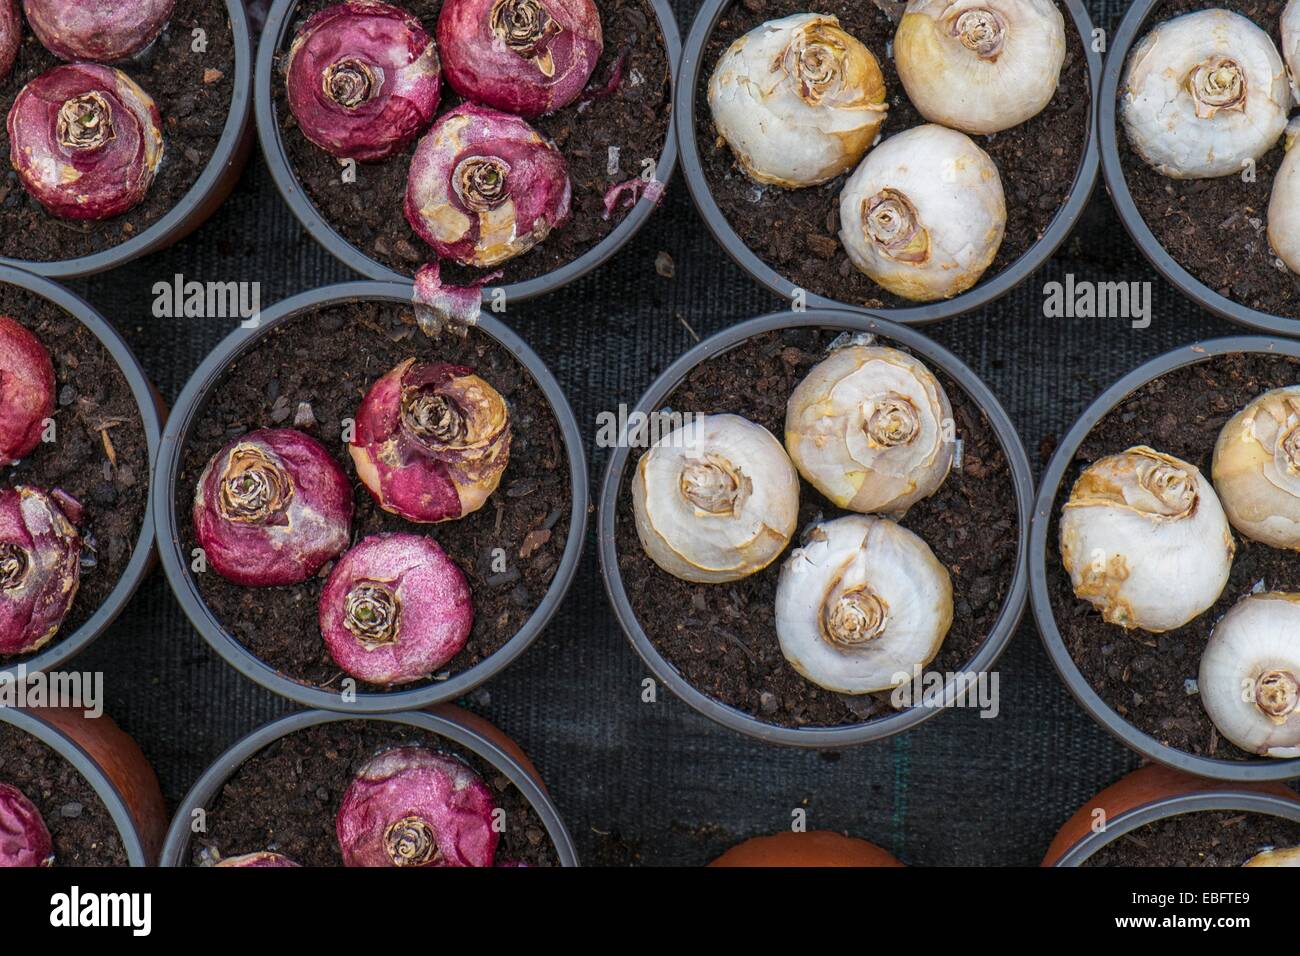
[336,747,498,868]
[437,0,603,117]
[785,344,952,517]
[631,413,800,584]
[406,103,571,267]
[1200,592,1300,759]
[894,0,1066,135]
[1121,9,1289,180]
[214,851,300,868]
[319,533,473,686]
[349,359,511,524]
[1059,446,1234,633]
[1212,386,1300,550]
[192,428,353,588]
[775,514,953,694]
[0,1,20,82]
[839,124,1005,302]
[0,783,53,867]
[708,13,888,189]
[7,64,164,221]
[1244,845,1300,866]
[0,317,56,468]
[1268,122,1300,275]
[285,1,442,162]
[0,486,81,656]
[22,0,175,62]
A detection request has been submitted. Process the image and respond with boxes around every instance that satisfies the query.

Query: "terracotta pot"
[710,831,904,867]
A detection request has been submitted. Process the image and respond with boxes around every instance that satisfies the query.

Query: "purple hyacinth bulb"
[0,1,20,82]
[0,486,81,657]
[0,783,54,867]
[22,0,176,62]
[0,317,56,468]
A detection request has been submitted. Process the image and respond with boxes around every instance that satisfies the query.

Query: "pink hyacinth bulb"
[285,0,442,162]
[192,428,353,588]
[0,1,19,82]
[349,358,511,524]
[336,747,498,867]
[0,486,81,657]
[0,317,56,468]
[319,533,473,686]
[22,0,176,62]
[0,783,53,867]
[7,64,164,221]
[215,851,300,868]
[438,0,602,117]
[405,103,571,267]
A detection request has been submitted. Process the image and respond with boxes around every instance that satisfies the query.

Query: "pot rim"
[150,279,589,712]
[0,707,148,867]
[1030,335,1300,781]
[1099,0,1300,337]
[0,0,255,280]
[597,307,1034,746]
[673,0,1101,325]
[255,0,681,301]
[0,265,163,679]
[159,708,580,866]
[1053,788,1300,866]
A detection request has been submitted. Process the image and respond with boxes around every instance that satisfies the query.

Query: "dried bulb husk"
[1268,118,1300,274]
[1212,386,1300,550]
[1244,845,1300,866]
[1059,446,1234,632]
[631,413,800,584]
[839,124,1005,302]
[785,344,952,516]
[707,13,888,188]
[774,514,953,694]
[1199,592,1300,758]
[1121,9,1289,179]
[894,0,1066,135]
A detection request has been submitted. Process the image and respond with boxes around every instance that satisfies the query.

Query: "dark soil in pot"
[0,0,236,262]
[1120,0,1300,320]
[1046,353,1300,762]
[0,286,148,663]
[191,720,559,866]
[694,0,1089,310]
[0,722,127,866]
[175,300,571,691]
[1083,809,1300,866]
[614,328,1019,727]
[273,0,671,283]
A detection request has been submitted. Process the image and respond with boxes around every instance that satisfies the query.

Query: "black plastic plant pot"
[675,0,1100,325]
[1031,337,1300,782]
[152,280,588,712]
[0,707,163,867]
[0,1,255,280]
[0,265,163,680]
[256,0,681,301]
[159,708,579,866]
[1101,0,1299,336]
[598,308,1034,747]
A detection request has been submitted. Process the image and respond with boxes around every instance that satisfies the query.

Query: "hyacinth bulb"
[785,343,953,517]
[1212,386,1300,550]
[1059,446,1234,633]
[1244,846,1300,866]
[1199,593,1300,759]
[23,0,176,62]
[708,12,888,189]
[1268,120,1300,276]
[406,103,572,267]
[438,0,603,117]
[839,124,1005,302]
[0,317,56,468]
[0,1,19,82]
[8,64,164,221]
[285,1,442,162]
[0,486,81,657]
[319,533,473,686]
[0,783,53,867]
[215,852,300,867]
[774,514,953,694]
[1285,0,1300,102]
[1121,9,1289,180]
[349,359,511,524]
[894,0,1066,135]
[193,428,353,588]
[336,748,498,867]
